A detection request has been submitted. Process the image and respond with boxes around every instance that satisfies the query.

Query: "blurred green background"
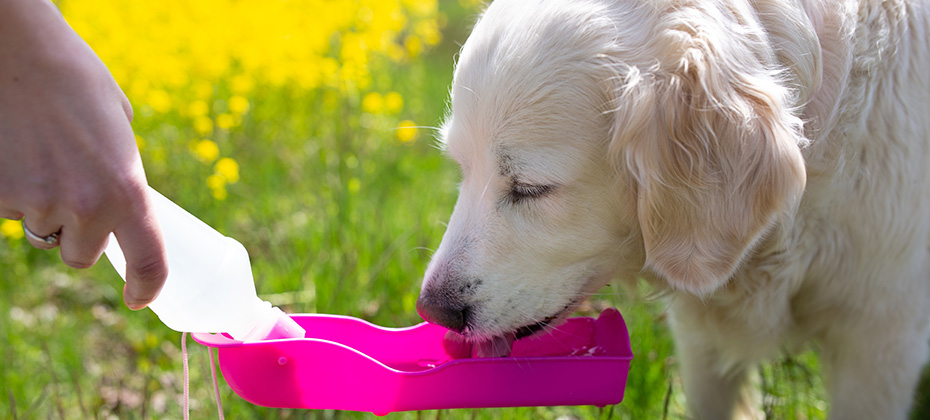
[2,0,927,419]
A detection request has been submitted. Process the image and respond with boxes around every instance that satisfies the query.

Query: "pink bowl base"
[192,308,633,415]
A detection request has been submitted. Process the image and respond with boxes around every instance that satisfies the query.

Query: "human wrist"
[0,0,64,41]
[0,0,111,96]
[0,0,84,68]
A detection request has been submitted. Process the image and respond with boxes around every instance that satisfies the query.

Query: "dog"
[415,0,930,418]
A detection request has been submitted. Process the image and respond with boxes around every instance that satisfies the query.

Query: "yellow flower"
[319,58,341,88]
[193,82,214,100]
[415,20,442,46]
[215,113,237,130]
[206,173,226,190]
[58,0,444,105]
[194,115,214,136]
[405,35,423,58]
[211,186,228,201]
[188,100,209,117]
[361,92,383,114]
[206,173,228,200]
[384,92,404,114]
[387,43,406,63]
[404,0,439,17]
[230,75,254,95]
[215,157,240,183]
[192,139,219,163]
[228,96,250,115]
[147,89,172,114]
[0,219,24,240]
[396,120,419,144]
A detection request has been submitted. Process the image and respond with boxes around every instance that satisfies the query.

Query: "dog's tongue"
[474,334,515,358]
[442,331,515,358]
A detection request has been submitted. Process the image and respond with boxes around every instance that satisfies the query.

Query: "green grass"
[3,2,929,419]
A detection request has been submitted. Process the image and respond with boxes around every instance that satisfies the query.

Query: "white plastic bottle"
[104,187,305,341]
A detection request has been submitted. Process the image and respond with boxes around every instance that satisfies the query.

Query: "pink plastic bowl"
[192,308,632,415]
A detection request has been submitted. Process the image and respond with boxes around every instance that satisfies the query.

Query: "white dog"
[416,0,930,418]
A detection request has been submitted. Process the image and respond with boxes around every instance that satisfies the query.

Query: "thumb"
[113,194,168,310]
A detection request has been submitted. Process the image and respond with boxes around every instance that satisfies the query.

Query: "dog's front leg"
[670,301,764,420]
[819,303,930,420]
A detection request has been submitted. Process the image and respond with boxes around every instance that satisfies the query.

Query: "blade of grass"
[8,389,17,420]
[41,341,66,420]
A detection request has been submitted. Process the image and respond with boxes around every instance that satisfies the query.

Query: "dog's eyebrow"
[498,152,518,178]
[497,149,555,186]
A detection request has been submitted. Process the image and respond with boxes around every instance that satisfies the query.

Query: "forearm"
[0,0,93,82]
[0,0,66,47]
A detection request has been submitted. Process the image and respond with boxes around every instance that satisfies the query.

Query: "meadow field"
[2,1,928,419]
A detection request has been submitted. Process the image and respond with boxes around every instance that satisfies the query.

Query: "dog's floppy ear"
[609,20,807,295]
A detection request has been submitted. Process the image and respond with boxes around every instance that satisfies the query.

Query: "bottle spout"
[235,303,306,341]
[259,307,306,340]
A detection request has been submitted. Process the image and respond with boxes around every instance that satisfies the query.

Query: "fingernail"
[123,284,148,310]
[126,300,148,311]
[124,293,150,310]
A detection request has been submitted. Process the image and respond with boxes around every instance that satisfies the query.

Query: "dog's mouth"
[447,299,582,358]
[514,298,582,339]
[514,314,558,339]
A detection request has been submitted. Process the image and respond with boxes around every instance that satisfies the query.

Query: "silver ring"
[22,222,61,245]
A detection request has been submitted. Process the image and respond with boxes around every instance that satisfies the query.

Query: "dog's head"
[418,0,811,349]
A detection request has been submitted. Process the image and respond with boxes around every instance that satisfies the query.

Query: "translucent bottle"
[104,187,306,341]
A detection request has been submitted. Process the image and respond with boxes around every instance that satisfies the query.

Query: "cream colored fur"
[419,0,930,418]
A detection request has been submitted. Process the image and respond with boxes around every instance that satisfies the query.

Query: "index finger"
[0,205,23,220]
[112,195,168,310]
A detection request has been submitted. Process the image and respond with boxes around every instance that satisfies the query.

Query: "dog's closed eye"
[505,181,556,205]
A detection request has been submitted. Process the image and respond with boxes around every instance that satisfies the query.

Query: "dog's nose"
[416,294,468,332]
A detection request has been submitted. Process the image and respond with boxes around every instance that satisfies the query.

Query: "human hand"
[0,0,167,309]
